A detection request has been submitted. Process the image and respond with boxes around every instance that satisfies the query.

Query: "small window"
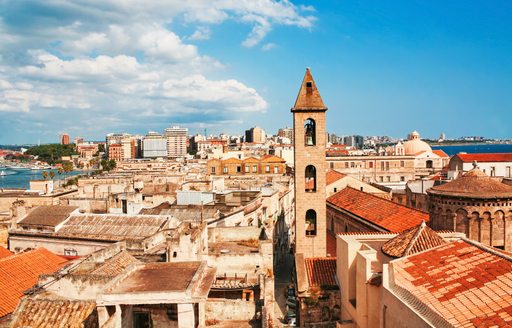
[253,165,258,173]
[274,166,279,174]
[386,176,391,182]
[305,165,317,192]
[265,165,270,173]
[211,167,216,173]
[350,162,355,168]
[334,187,337,193]
[245,166,250,173]
[369,162,374,168]
[330,162,334,169]
[400,161,405,168]
[400,176,405,182]
[379,176,383,182]
[345,162,349,168]
[64,248,78,256]
[223,167,228,173]
[237,166,241,173]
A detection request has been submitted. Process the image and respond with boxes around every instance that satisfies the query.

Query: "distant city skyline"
[1,1,511,144]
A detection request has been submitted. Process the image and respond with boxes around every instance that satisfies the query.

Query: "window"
[381,161,385,171]
[386,176,391,182]
[237,166,241,173]
[400,160,405,168]
[334,187,337,193]
[245,166,250,173]
[426,160,433,169]
[274,166,279,174]
[253,165,258,173]
[400,176,405,182]
[507,166,511,178]
[385,161,390,171]
[305,209,317,236]
[379,176,383,182]
[304,118,316,146]
[330,162,334,169]
[211,167,216,174]
[305,165,317,192]
[265,165,270,173]
[223,167,228,173]
[369,162,374,169]
[345,162,349,168]
[64,248,78,256]
[350,162,355,168]
[490,166,496,177]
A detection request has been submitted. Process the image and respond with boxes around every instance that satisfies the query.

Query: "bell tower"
[292,68,327,258]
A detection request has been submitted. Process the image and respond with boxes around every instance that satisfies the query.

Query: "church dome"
[403,131,432,155]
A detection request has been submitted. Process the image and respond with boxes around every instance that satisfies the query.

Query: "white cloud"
[261,43,276,51]
[189,27,211,41]
[0,0,314,140]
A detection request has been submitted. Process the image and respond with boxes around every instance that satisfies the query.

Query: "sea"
[0,168,84,190]
[431,143,512,156]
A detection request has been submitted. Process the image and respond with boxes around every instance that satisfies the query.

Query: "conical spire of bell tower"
[292,68,327,111]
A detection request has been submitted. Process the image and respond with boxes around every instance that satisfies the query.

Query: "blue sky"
[0,0,511,144]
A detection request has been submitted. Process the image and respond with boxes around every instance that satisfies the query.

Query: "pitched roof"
[327,187,429,232]
[18,205,77,228]
[10,298,97,328]
[432,149,449,157]
[0,248,68,317]
[381,221,446,258]
[90,251,139,276]
[455,152,512,163]
[292,68,327,111]
[259,155,286,163]
[427,168,512,199]
[326,169,347,186]
[0,246,13,259]
[55,214,168,241]
[222,157,243,164]
[391,240,512,327]
[305,257,337,288]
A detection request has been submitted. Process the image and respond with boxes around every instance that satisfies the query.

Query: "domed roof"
[403,138,432,155]
[427,168,512,199]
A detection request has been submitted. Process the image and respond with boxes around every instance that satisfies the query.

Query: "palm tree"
[41,171,48,180]
[49,171,55,181]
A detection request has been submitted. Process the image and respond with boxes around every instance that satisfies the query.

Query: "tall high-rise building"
[245,126,266,143]
[277,127,294,144]
[60,133,70,145]
[142,132,167,158]
[293,68,328,258]
[164,126,188,158]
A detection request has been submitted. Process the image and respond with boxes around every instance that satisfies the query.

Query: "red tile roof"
[381,222,446,258]
[455,152,512,163]
[0,247,13,259]
[326,169,347,186]
[305,257,337,287]
[327,187,429,233]
[0,248,68,317]
[432,149,449,157]
[392,240,512,327]
[293,68,327,110]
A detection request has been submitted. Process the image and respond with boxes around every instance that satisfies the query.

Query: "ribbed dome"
[427,168,512,199]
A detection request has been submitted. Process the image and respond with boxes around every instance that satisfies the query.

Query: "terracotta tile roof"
[292,68,327,110]
[391,240,512,327]
[0,247,13,259]
[18,205,77,228]
[432,149,449,157]
[456,152,512,163]
[10,298,97,328]
[259,155,286,163]
[326,169,347,186]
[428,168,512,199]
[222,157,243,164]
[327,187,429,233]
[305,257,337,287]
[381,221,446,258]
[0,248,68,317]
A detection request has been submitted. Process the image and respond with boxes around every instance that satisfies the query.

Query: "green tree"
[41,171,48,180]
[49,171,55,180]
[108,159,117,171]
[62,161,73,181]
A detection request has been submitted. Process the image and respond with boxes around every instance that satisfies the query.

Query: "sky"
[0,0,511,144]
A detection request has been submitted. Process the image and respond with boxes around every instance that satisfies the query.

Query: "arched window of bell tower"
[305,165,317,192]
[305,209,317,236]
[304,118,316,146]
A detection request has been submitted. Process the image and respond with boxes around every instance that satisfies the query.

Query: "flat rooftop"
[109,262,201,293]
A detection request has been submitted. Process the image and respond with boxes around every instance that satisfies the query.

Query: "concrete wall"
[208,226,261,242]
[206,300,256,321]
